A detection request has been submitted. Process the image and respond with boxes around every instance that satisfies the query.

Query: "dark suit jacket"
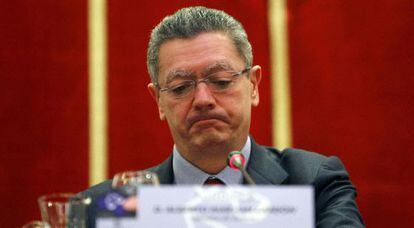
[80,139,365,227]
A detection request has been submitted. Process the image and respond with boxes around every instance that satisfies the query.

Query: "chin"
[192,132,228,148]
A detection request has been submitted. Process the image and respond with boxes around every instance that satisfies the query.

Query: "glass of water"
[38,193,90,228]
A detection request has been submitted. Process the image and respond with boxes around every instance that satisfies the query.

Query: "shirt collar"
[173,136,251,185]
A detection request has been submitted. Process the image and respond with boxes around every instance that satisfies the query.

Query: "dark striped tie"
[204,177,225,185]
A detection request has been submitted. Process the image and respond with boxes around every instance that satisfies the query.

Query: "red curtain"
[0,1,88,227]
[289,1,414,227]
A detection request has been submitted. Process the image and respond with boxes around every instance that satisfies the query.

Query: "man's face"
[148,32,261,154]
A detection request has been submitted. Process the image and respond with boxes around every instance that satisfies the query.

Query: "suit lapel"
[246,139,288,185]
[148,155,175,184]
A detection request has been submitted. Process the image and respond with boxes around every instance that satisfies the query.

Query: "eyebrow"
[202,61,234,75]
[165,70,194,84]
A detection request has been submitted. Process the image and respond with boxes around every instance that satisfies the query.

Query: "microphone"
[227,151,255,185]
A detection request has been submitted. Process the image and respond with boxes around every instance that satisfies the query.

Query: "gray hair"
[147,6,253,85]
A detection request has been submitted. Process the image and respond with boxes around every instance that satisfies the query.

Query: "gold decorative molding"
[88,0,108,186]
[268,0,292,149]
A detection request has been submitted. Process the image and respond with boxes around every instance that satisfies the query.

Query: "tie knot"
[204,177,225,185]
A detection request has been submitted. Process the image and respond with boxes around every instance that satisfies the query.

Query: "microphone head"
[227,151,246,170]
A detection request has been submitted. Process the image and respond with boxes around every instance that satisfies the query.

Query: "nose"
[192,82,216,111]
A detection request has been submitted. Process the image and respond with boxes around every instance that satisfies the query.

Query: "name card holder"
[98,186,314,228]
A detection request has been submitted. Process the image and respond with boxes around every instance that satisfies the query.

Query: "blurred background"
[1,0,413,227]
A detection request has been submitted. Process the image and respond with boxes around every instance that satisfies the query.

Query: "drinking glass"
[38,193,91,228]
[22,220,49,228]
[111,171,159,212]
[112,170,160,195]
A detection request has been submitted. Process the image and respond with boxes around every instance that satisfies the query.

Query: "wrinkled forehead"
[165,61,235,82]
[157,32,245,83]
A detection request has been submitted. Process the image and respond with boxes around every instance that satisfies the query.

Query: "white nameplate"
[98,185,314,228]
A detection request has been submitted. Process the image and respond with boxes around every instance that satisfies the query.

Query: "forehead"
[157,32,245,80]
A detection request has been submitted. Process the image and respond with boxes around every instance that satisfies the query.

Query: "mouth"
[188,114,227,129]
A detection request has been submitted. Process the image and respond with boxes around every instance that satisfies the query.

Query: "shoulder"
[79,179,113,200]
[256,145,364,226]
[259,145,348,184]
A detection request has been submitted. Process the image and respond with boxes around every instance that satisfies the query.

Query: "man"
[81,6,365,227]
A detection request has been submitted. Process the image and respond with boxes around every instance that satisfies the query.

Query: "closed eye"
[209,78,233,89]
[170,82,194,95]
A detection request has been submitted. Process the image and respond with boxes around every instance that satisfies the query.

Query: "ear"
[249,65,262,107]
[148,83,166,120]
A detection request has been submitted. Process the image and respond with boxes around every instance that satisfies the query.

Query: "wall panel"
[288,0,414,226]
[0,1,88,226]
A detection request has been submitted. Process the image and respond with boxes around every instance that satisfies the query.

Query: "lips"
[187,113,228,128]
